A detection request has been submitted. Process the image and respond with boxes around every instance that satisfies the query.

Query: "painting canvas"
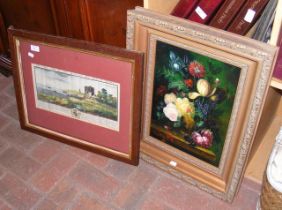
[151,41,241,166]
[33,64,120,131]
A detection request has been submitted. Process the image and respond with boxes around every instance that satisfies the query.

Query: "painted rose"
[164,93,177,105]
[175,98,195,129]
[175,98,195,116]
[163,103,179,122]
[191,129,213,148]
[188,61,205,78]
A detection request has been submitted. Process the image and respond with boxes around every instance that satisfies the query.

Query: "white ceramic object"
[267,127,282,193]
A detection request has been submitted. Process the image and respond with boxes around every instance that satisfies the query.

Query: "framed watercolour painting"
[127,7,277,201]
[9,27,143,165]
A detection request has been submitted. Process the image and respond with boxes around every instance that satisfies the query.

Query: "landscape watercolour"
[32,64,120,131]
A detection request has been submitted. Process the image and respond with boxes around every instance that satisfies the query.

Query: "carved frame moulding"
[126,7,277,202]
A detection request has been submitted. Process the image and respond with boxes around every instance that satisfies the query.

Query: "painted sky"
[33,65,119,97]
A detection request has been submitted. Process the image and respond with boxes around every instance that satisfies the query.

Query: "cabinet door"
[81,0,143,47]
[0,0,143,74]
[0,0,57,34]
[0,0,58,72]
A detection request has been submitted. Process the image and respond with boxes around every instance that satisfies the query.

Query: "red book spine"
[272,28,282,80]
[209,0,247,30]
[227,0,270,35]
[187,0,225,24]
[171,0,199,18]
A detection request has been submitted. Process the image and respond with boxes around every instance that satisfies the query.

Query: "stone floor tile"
[0,122,41,150]
[31,165,64,193]
[84,152,110,169]
[0,167,4,178]
[0,199,13,210]
[0,94,11,110]
[0,173,40,210]
[113,185,145,209]
[34,199,58,210]
[128,162,159,186]
[139,198,174,210]
[0,147,41,180]
[149,175,212,210]
[70,161,120,200]
[48,178,78,207]
[0,77,12,93]
[64,144,89,158]
[0,114,9,130]
[104,159,137,180]
[31,141,61,163]
[20,132,46,150]
[2,103,18,120]
[70,193,112,210]
[31,150,78,192]
[231,185,259,210]
[51,148,79,171]
[3,84,15,98]
[0,139,8,154]
[113,163,158,209]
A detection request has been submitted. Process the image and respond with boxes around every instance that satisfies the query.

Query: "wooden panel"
[84,0,143,47]
[50,0,88,39]
[0,0,58,74]
[0,0,143,74]
[0,12,8,54]
[0,0,57,34]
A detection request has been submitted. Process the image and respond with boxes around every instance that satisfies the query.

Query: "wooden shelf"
[271,78,282,90]
[245,87,282,184]
[144,0,178,13]
[143,0,282,185]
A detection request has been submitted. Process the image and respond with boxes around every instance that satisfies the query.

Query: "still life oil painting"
[32,64,120,131]
[150,41,241,166]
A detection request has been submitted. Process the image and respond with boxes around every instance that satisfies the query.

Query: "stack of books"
[171,0,282,86]
[271,26,282,88]
[171,0,277,42]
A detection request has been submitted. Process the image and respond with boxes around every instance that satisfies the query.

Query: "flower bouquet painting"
[150,41,241,166]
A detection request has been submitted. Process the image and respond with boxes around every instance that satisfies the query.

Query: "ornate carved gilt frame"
[126,7,277,201]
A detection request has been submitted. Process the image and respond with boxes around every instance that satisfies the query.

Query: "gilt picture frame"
[126,7,277,201]
[9,27,143,165]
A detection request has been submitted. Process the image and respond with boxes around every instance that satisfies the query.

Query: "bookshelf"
[143,0,178,14]
[143,0,282,185]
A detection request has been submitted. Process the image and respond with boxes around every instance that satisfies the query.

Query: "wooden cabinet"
[0,0,143,74]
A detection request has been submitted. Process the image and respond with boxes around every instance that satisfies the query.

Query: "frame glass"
[9,27,143,165]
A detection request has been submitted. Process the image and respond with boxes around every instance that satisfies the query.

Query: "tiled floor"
[0,74,261,210]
